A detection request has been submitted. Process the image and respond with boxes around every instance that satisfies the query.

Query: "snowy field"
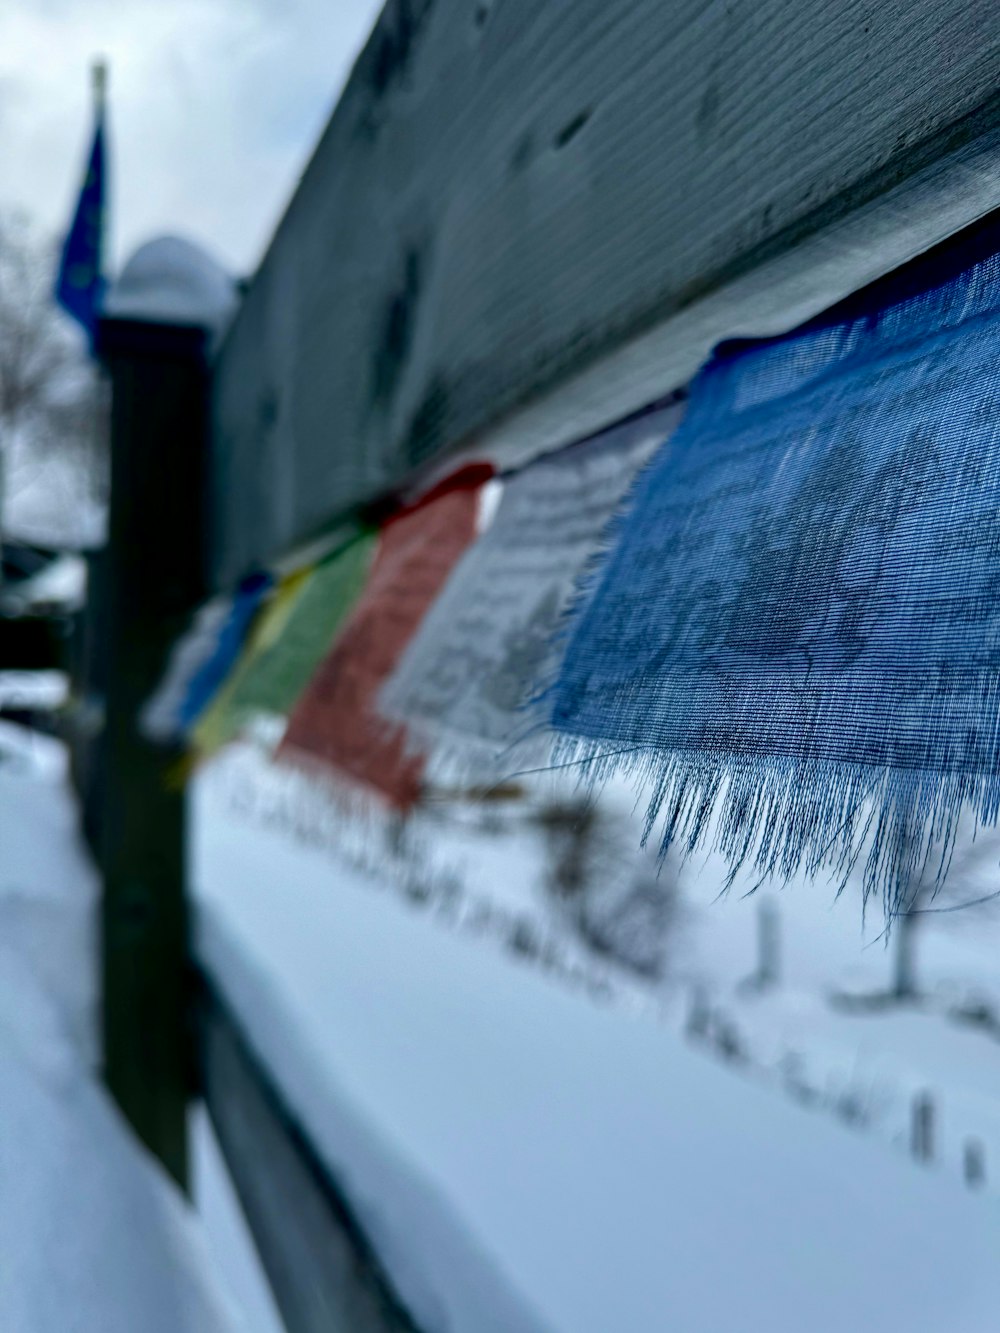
[5,703,1000,1331]
[193,739,1000,1332]
[208,738,1000,1196]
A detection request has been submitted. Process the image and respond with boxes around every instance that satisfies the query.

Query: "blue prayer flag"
[54,110,107,349]
[176,573,274,734]
[548,218,1000,915]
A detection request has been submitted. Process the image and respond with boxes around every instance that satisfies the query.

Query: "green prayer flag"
[194,532,376,757]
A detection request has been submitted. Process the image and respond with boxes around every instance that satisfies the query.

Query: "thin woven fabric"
[192,532,376,758]
[279,465,493,810]
[380,405,678,776]
[549,218,1000,914]
[190,570,308,758]
[140,572,272,744]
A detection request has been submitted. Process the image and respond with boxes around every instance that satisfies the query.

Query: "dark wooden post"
[97,239,234,1188]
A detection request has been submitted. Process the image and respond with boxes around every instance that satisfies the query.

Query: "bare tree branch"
[0,209,109,539]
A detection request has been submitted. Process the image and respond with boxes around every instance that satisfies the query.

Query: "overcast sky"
[1,0,383,277]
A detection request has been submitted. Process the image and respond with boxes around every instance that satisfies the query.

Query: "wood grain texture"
[211,0,1000,584]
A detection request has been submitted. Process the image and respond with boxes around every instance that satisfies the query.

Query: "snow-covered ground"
[673,847,1000,1191]
[6,709,1000,1332]
[0,722,248,1332]
[193,740,1000,1333]
[209,740,1000,1196]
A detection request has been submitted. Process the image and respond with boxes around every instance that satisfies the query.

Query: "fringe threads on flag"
[545,216,1000,918]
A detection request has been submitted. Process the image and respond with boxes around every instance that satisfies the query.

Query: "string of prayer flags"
[380,405,680,774]
[141,571,271,744]
[547,216,1000,915]
[279,464,494,809]
[192,532,376,759]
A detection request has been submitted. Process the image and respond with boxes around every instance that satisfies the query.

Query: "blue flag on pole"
[55,97,107,349]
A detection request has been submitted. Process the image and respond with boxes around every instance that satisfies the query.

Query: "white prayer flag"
[380,404,680,775]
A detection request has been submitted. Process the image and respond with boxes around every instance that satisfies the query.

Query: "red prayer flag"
[279,464,493,808]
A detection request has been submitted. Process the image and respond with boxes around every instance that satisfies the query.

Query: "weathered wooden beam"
[200,982,421,1333]
[211,0,1000,585]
